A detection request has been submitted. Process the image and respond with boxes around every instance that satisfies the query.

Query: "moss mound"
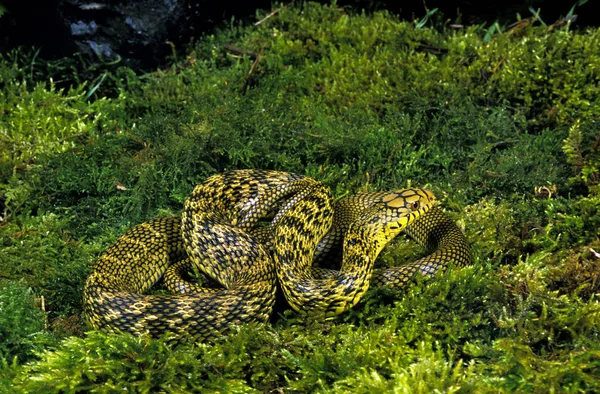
[1,2,599,392]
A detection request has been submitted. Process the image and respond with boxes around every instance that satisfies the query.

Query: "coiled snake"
[84,170,470,341]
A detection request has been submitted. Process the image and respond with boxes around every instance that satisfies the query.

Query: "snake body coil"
[84,170,470,341]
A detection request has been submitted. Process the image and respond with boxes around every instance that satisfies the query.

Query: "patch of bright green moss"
[0,281,56,363]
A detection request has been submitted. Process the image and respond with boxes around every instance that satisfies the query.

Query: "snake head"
[354,188,436,258]
[380,188,436,220]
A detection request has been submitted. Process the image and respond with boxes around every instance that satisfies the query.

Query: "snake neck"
[277,215,390,317]
[277,188,435,317]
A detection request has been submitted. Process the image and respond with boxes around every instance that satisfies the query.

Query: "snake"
[83,169,471,341]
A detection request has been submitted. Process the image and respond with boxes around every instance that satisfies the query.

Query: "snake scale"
[84,170,471,341]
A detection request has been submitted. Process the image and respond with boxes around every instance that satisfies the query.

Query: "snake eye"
[411,201,420,211]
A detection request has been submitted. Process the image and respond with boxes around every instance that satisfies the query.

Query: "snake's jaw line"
[84,170,470,341]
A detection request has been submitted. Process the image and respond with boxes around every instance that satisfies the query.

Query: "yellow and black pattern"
[372,206,471,286]
[83,217,275,341]
[275,188,436,316]
[84,169,470,341]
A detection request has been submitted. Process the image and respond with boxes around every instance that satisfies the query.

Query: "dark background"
[0,0,595,70]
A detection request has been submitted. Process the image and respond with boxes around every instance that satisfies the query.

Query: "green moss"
[1,1,600,392]
[563,119,600,193]
[0,281,55,362]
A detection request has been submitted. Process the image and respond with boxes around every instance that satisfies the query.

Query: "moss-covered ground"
[1,2,599,392]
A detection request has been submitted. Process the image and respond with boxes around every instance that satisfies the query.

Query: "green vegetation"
[1,2,599,392]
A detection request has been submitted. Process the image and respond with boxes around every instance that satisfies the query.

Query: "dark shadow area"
[0,0,594,70]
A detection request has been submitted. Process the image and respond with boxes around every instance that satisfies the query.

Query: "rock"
[0,0,271,70]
